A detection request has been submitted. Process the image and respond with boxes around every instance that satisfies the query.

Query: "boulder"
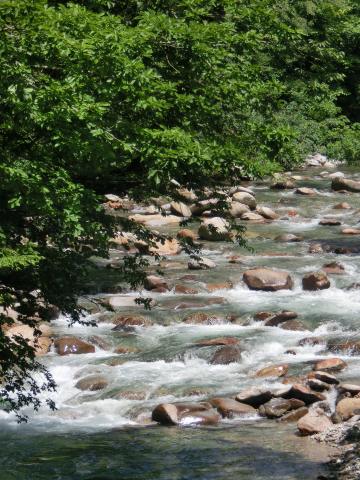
[176,188,198,203]
[302,271,330,291]
[229,202,250,218]
[205,282,233,292]
[283,384,326,404]
[307,371,339,385]
[328,341,360,355]
[75,375,108,391]
[280,319,308,331]
[129,213,181,227]
[144,275,169,291]
[152,403,179,425]
[229,186,255,196]
[307,379,330,392]
[298,337,326,347]
[257,206,278,220]
[241,212,264,221]
[195,337,239,347]
[342,228,360,235]
[254,311,273,321]
[198,217,230,241]
[191,198,219,216]
[264,310,298,327]
[188,258,217,270]
[112,315,152,329]
[314,358,347,373]
[235,387,273,408]
[319,218,342,226]
[174,284,199,295]
[177,229,197,241]
[279,407,308,422]
[152,402,220,426]
[54,336,95,355]
[333,202,351,209]
[259,398,292,418]
[271,179,295,190]
[209,398,256,418]
[332,177,360,192]
[243,268,293,291]
[295,187,316,195]
[255,364,288,378]
[336,398,360,421]
[183,313,220,325]
[5,324,52,356]
[170,201,192,218]
[275,233,303,242]
[322,261,345,275]
[297,410,332,435]
[338,384,360,396]
[178,409,221,426]
[210,345,242,365]
[232,192,256,209]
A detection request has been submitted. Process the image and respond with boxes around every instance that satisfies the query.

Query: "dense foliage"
[0,0,359,418]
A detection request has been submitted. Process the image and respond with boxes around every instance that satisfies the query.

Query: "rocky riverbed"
[2,154,360,479]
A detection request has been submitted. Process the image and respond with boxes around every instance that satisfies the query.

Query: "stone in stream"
[307,371,339,385]
[255,364,289,378]
[113,346,139,354]
[228,201,250,218]
[188,258,217,270]
[319,218,342,226]
[205,281,233,292]
[271,179,295,190]
[235,387,273,408]
[241,211,265,221]
[232,192,256,209]
[259,398,297,419]
[198,217,230,241]
[264,310,298,327]
[88,335,112,351]
[182,312,224,325]
[144,275,169,291]
[302,271,330,291]
[243,268,294,291]
[314,358,347,373]
[338,384,360,396]
[257,206,278,220]
[170,201,192,217]
[210,345,242,365]
[342,228,360,235]
[328,340,360,355]
[152,402,220,426]
[298,337,326,347]
[176,187,198,203]
[308,243,325,254]
[332,177,360,192]
[254,311,273,321]
[307,379,330,392]
[112,315,152,330]
[333,202,351,209]
[283,384,326,404]
[297,410,333,435]
[191,198,219,216]
[322,261,345,275]
[279,406,308,423]
[54,336,95,355]
[295,187,316,195]
[176,229,197,241]
[229,186,255,196]
[129,213,182,227]
[336,398,360,421]
[280,319,308,331]
[75,375,108,391]
[275,233,303,242]
[209,398,256,418]
[174,284,199,294]
[195,337,239,347]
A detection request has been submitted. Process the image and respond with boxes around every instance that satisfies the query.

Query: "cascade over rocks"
[243,268,294,291]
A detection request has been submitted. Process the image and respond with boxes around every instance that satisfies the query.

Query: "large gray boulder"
[198,217,230,241]
[243,268,294,291]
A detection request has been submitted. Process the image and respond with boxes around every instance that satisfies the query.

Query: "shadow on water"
[0,424,330,480]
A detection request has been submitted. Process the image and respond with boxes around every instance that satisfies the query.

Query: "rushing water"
[1,166,360,479]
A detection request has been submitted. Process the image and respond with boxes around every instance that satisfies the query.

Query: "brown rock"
[264,311,298,327]
[241,212,264,221]
[275,233,303,242]
[75,375,108,391]
[307,371,339,385]
[295,187,316,196]
[308,243,324,254]
[144,275,169,291]
[279,406,308,422]
[54,336,95,355]
[174,284,199,295]
[209,398,256,418]
[210,345,242,365]
[113,346,139,354]
[314,358,347,373]
[333,202,350,209]
[338,384,360,396]
[297,410,332,435]
[322,261,345,275]
[227,255,245,264]
[271,179,295,189]
[112,315,152,330]
[332,177,360,192]
[229,201,250,218]
[243,268,293,291]
[235,387,272,408]
[307,379,330,392]
[302,271,330,291]
[257,206,278,220]
[205,281,233,292]
[88,335,112,351]
[178,409,221,426]
[152,403,179,425]
[336,397,360,420]
[255,364,289,378]
[188,258,217,270]
[284,384,326,404]
[232,192,256,209]
[198,217,230,241]
[195,337,239,347]
[182,313,220,325]
[280,320,308,331]
[342,228,360,235]
[170,201,192,217]
[176,229,197,241]
[328,341,360,355]
[254,311,274,321]
[259,398,292,418]
[176,188,197,203]
[319,218,342,226]
[298,337,325,347]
